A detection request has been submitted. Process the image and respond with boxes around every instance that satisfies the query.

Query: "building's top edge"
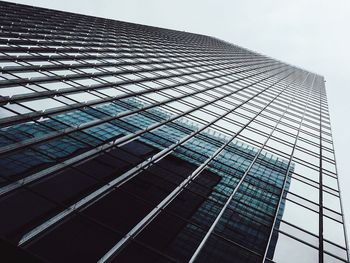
[211,36,325,79]
[1,0,324,78]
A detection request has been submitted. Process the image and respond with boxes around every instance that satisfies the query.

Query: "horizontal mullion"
[0,65,289,157]
[0,60,278,127]
[0,57,274,96]
[1,52,254,73]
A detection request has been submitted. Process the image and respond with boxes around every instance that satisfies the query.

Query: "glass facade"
[0,1,348,263]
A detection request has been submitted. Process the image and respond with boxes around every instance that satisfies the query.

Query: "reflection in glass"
[267,231,318,263]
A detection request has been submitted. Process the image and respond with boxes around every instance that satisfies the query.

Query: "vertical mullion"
[188,73,311,263]
[1,64,289,197]
[261,74,317,262]
[17,67,293,248]
[319,77,324,263]
[0,61,280,157]
[97,70,301,263]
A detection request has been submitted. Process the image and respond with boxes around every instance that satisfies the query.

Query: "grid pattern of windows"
[0,1,348,263]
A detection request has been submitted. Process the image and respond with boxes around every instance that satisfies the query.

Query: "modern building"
[0,1,348,263]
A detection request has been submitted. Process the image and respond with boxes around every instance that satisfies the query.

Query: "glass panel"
[323,175,338,190]
[133,211,207,262]
[278,221,318,246]
[267,231,318,263]
[286,193,319,212]
[288,178,319,203]
[194,234,261,263]
[278,199,319,235]
[323,217,347,247]
[324,253,348,263]
[82,189,154,236]
[26,215,122,263]
[324,240,348,261]
[293,162,319,182]
[323,191,341,212]
[113,241,175,263]
[0,188,58,243]
[22,98,65,111]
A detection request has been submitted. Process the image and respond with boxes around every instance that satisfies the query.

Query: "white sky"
[7,0,350,238]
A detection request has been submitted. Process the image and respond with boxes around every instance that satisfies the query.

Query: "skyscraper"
[0,1,348,262]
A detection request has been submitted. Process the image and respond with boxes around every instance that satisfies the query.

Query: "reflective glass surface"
[0,1,348,263]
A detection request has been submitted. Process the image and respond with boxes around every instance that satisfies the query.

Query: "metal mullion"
[261,74,317,262]
[1,57,275,103]
[281,218,319,240]
[95,70,300,263]
[187,75,310,262]
[2,70,286,198]
[116,67,289,145]
[0,47,243,63]
[296,134,320,149]
[0,60,277,128]
[233,190,279,219]
[96,54,266,84]
[113,58,258,86]
[269,134,296,148]
[16,22,244,51]
[1,12,226,53]
[17,67,294,247]
[2,59,274,128]
[320,87,350,261]
[1,66,292,198]
[264,103,321,129]
[322,188,339,198]
[323,251,348,263]
[323,185,339,196]
[221,200,274,230]
[238,137,291,161]
[0,52,258,89]
[324,236,349,251]
[272,119,300,134]
[148,60,250,86]
[275,227,348,263]
[0,33,228,57]
[209,231,263,258]
[4,15,123,45]
[0,32,246,52]
[69,52,255,78]
[0,43,266,72]
[149,75,273,119]
[277,227,319,250]
[286,195,320,215]
[261,147,322,177]
[0,102,192,196]
[296,143,320,158]
[244,125,272,139]
[292,170,319,187]
[0,28,239,54]
[0,64,287,157]
[0,48,247,62]
[287,190,320,209]
[1,53,253,73]
[1,37,238,62]
[322,169,337,178]
[2,35,237,62]
[0,36,216,55]
[257,113,296,133]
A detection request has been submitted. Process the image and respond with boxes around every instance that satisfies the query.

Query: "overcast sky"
[7,0,350,239]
